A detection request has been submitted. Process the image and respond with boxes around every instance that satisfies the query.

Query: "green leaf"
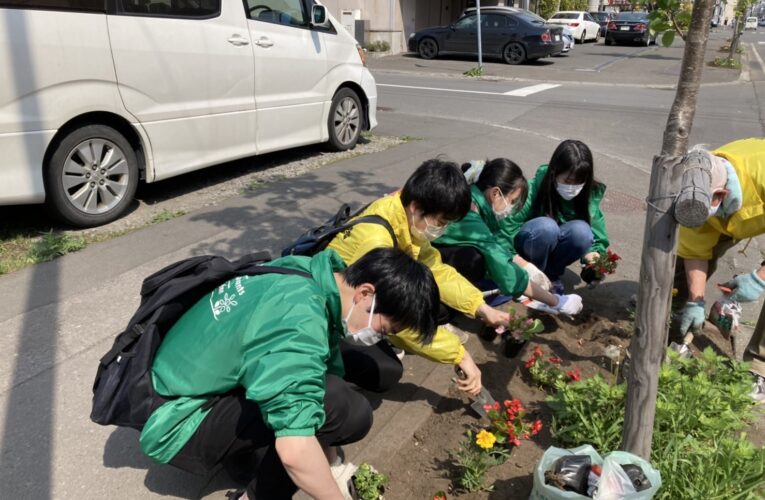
[661,30,676,47]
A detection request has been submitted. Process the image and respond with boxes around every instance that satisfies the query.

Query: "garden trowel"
[454,367,498,419]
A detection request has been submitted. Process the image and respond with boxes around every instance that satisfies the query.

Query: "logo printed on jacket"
[209,276,249,320]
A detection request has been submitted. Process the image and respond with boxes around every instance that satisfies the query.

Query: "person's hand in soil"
[475,303,510,328]
[455,350,482,396]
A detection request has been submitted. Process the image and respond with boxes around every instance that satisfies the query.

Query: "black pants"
[434,244,487,323]
[341,339,403,393]
[169,375,372,499]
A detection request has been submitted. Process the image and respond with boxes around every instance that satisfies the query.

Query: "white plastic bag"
[595,451,661,500]
[530,446,661,500]
[530,445,603,500]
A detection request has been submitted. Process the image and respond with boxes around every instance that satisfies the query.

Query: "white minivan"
[745,16,758,30]
[0,0,377,226]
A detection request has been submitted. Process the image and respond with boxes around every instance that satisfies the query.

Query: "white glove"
[524,294,583,316]
[330,457,357,500]
[555,293,583,315]
[524,262,552,291]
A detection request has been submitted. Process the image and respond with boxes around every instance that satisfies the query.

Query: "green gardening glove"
[679,301,706,334]
[723,271,765,303]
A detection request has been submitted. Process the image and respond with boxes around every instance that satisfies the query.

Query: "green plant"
[28,231,86,262]
[150,209,187,224]
[463,66,483,77]
[710,56,741,69]
[548,348,765,499]
[351,463,387,500]
[486,399,543,447]
[365,40,390,52]
[452,430,508,492]
[497,309,543,342]
[525,346,582,389]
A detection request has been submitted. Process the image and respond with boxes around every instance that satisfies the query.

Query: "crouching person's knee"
[320,375,373,446]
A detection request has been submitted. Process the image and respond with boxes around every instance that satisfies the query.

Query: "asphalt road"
[2,34,765,499]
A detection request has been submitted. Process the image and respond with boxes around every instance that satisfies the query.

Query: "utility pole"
[477,0,483,70]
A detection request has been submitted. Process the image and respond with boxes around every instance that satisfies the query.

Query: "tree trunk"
[622,0,716,460]
[660,0,716,156]
[729,16,742,61]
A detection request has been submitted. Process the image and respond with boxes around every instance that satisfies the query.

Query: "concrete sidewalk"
[1,112,762,499]
[369,31,743,87]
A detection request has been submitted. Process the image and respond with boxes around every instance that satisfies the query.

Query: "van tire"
[45,124,139,227]
[327,88,362,151]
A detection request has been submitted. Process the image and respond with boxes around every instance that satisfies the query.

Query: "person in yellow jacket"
[328,159,583,397]
[675,138,765,402]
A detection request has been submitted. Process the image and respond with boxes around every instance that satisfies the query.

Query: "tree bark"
[622,0,716,460]
[660,0,716,156]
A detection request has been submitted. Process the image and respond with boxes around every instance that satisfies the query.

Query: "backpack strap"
[339,215,398,248]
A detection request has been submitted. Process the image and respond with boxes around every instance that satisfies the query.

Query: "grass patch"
[150,209,187,224]
[463,66,484,77]
[719,44,745,54]
[710,56,741,69]
[399,135,424,142]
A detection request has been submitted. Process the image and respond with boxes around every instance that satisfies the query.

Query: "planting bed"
[373,281,764,499]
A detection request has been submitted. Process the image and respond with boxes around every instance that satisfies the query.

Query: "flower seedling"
[485,399,542,447]
[452,430,508,492]
[581,249,621,284]
[497,308,544,342]
[525,347,583,389]
[351,463,387,500]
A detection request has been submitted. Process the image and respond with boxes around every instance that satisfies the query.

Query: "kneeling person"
[139,248,439,500]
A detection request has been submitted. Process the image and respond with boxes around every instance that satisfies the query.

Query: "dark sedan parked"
[605,11,656,46]
[589,11,613,36]
[408,7,564,65]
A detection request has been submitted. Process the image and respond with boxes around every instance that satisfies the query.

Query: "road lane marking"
[378,83,560,97]
[751,42,765,72]
[503,83,560,96]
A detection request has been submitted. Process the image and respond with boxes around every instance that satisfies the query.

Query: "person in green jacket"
[504,140,611,294]
[434,157,583,316]
[139,248,439,500]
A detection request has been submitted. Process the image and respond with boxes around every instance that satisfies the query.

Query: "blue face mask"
[342,295,382,346]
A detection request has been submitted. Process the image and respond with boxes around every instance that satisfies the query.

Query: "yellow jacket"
[327,193,486,364]
[679,138,765,260]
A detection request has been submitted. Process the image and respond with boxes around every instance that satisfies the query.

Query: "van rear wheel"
[327,88,362,151]
[45,124,138,227]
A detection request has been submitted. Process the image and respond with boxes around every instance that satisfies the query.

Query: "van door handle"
[227,35,250,46]
[254,37,274,48]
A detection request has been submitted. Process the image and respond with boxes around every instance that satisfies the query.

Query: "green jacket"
[500,165,610,255]
[435,185,529,297]
[139,250,346,464]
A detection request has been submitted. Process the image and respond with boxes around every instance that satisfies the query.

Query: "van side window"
[118,0,220,18]
[0,0,104,12]
[244,0,307,27]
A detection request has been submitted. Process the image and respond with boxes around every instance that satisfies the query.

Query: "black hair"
[533,140,599,224]
[400,159,471,222]
[461,158,528,212]
[342,247,439,345]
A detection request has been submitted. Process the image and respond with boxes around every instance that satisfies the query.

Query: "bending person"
[674,139,765,402]
[433,158,582,318]
[503,139,611,294]
[328,159,537,397]
[139,248,440,500]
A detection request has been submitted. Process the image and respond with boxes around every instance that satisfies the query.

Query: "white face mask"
[492,188,513,220]
[411,213,447,242]
[342,295,382,346]
[556,182,585,201]
[708,203,720,218]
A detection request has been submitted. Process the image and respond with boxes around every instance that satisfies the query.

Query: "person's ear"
[352,283,376,303]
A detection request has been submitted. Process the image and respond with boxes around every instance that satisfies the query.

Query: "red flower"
[567,368,582,382]
[524,356,537,369]
[548,356,562,364]
[531,419,543,435]
[493,401,501,411]
[433,493,447,500]
[532,346,543,358]
[510,437,522,447]
[483,404,493,413]
[522,432,530,440]
[607,250,621,262]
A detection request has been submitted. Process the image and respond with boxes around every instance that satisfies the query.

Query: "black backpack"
[90,251,311,430]
[281,203,397,257]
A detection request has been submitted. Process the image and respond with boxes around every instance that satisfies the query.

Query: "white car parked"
[547,11,601,44]
[0,0,377,227]
[745,16,758,30]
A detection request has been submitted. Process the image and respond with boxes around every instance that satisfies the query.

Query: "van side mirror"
[311,5,330,28]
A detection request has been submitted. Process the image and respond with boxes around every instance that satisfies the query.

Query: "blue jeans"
[514,216,594,281]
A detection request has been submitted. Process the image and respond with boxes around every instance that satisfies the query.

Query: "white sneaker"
[443,323,470,344]
[391,346,406,361]
[329,456,357,500]
[751,373,765,404]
